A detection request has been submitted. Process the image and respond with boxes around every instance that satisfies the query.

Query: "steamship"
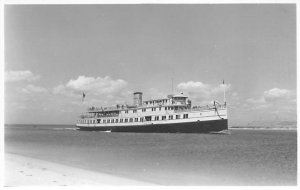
[76,92,228,133]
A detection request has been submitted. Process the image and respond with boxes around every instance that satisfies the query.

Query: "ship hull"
[77,119,228,133]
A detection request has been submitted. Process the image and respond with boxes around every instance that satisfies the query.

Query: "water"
[5,124,297,185]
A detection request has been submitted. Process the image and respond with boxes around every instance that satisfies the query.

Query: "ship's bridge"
[172,92,188,105]
[141,92,189,107]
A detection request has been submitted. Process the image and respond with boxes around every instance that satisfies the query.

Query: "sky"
[4,4,297,126]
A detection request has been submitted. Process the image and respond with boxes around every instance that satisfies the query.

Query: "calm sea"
[5,124,297,185]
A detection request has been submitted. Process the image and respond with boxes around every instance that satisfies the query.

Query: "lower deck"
[77,119,228,133]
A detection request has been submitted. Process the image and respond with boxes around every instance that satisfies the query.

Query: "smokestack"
[133,92,143,106]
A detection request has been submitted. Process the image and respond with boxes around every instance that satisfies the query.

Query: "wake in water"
[209,130,231,135]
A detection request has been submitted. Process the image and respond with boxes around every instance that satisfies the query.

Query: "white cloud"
[5,70,40,82]
[21,84,47,94]
[246,88,295,105]
[65,75,128,94]
[176,81,230,104]
[263,88,293,102]
[245,87,296,112]
[53,75,131,105]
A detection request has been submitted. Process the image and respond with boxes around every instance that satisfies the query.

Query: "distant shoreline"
[4,124,74,126]
[230,126,297,130]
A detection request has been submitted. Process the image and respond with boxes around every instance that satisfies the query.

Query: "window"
[133,109,137,113]
[169,115,173,120]
[135,118,138,122]
[165,107,167,110]
[142,108,146,112]
[129,118,133,122]
[107,119,110,123]
[97,119,101,123]
[155,116,159,120]
[115,119,118,123]
[159,107,161,111]
[145,116,152,121]
[125,119,128,123]
[140,118,144,122]
[152,108,156,111]
[103,120,106,123]
[162,116,166,120]
[120,119,123,123]
[183,114,188,119]
[176,115,180,119]
[111,119,114,123]
[125,110,128,114]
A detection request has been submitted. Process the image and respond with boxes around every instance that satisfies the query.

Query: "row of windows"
[79,114,189,124]
[144,99,169,105]
[123,106,175,114]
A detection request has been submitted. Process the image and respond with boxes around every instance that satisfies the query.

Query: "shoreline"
[5,153,153,186]
[229,127,297,130]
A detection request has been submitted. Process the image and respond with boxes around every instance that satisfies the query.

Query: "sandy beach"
[5,153,152,186]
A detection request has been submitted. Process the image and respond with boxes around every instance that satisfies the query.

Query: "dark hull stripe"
[77,119,228,133]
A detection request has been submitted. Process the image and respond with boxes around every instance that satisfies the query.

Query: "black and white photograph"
[2,1,298,187]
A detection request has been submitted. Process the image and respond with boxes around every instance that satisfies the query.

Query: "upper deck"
[86,92,190,114]
[80,91,226,119]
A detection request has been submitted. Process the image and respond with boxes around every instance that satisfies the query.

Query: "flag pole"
[223,80,226,105]
[82,92,85,117]
[82,92,85,102]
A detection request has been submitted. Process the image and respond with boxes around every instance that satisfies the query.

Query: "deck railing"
[87,102,188,112]
[84,102,226,115]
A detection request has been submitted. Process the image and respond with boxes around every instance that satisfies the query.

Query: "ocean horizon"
[5,123,297,130]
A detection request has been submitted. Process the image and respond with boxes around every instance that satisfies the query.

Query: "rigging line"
[215,107,223,119]
[214,101,223,119]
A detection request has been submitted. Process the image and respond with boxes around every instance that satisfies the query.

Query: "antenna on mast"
[172,77,174,94]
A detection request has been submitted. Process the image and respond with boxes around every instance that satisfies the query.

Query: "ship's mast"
[172,77,174,94]
[223,80,226,104]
